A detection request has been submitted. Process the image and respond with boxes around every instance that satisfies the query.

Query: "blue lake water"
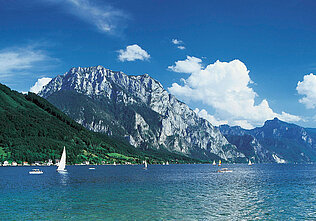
[1,164,316,220]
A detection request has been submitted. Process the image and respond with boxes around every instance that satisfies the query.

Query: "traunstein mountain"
[39,66,246,162]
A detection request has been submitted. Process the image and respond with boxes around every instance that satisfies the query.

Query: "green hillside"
[0,84,198,164]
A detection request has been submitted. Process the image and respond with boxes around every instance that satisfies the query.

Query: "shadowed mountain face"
[39,66,247,162]
[219,118,316,163]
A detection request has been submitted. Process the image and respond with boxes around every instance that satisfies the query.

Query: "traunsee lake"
[1,164,316,220]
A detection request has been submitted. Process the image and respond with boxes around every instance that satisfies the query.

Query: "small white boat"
[166,161,169,165]
[248,159,252,166]
[57,146,67,172]
[212,160,216,165]
[29,169,43,175]
[218,168,232,173]
[89,167,96,170]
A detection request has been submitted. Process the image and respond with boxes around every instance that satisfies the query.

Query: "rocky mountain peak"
[263,117,284,127]
[259,117,305,138]
[39,66,246,162]
[219,124,246,136]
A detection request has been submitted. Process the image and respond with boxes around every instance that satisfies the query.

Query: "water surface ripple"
[1,164,316,220]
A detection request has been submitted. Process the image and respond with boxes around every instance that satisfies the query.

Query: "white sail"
[248,159,252,165]
[212,160,216,165]
[57,146,66,171]
[144,160,148,168]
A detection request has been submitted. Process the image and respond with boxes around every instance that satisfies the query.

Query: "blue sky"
[0,0,316,128]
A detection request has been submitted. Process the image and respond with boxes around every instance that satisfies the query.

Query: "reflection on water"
[57,171,69,186]
[1,164,316,220]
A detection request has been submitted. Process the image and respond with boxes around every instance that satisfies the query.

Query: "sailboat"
[143,160,148,170]
[166,161,169,165]
[218,160,221,166]
[57,146,67,172]
[248,159,252,166]
[212,160,216,165]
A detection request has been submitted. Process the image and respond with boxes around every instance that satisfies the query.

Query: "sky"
[0,0,316,128]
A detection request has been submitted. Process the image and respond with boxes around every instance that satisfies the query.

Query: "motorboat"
[29,169,43,175]
[218,168,232,173]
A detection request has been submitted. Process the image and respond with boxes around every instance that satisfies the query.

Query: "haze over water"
[1,164,316,220]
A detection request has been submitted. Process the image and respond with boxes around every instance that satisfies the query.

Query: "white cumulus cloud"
[168,57,301,128]
[278,111,302,122]
[29,77,52,94]
[194,108,228,126]
[232,120,255,130]
[168,56,202,73]
[118,44,150,62]
[172,39,183,45]
[172,39,186,50]
[296,73,316,109]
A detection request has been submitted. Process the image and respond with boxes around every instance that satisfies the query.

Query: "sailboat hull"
[29,171,43,174]
[57,169,67,173]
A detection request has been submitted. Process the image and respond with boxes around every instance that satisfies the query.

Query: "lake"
[1,164,316,220]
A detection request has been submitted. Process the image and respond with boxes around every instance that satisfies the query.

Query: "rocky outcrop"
[39,66,246,161]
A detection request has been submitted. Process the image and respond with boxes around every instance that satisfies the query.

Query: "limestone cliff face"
[40,66,246,161]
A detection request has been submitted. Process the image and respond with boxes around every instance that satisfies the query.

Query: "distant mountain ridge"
[219,118,316,163]
[39,66,247,162]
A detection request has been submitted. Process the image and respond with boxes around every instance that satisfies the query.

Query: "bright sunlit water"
[1,164,316,220]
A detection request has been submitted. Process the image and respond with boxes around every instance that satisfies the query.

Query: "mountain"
[39,66,247,162]
[0,83,198,164]
[219,118,316,163]
[221,133,274,163]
